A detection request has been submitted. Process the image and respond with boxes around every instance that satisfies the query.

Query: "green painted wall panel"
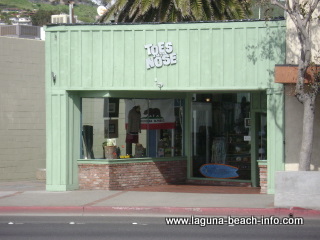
[234,28,245,86]
[59,32,69,88]
[45,94,53,185]
[245,27,258,87]
[113,30,125,87]
[92,31,103,87]
[144,30,156,89]
[167,29,179,88]
[223,28,234,87]
[81,31,93,88]
[124,30,134,88]
[48,93,64,186]
[101,30,113,88]
[134,30,145,88]
[267,88,285,194]
[199,29,211,87]
[211,28,223,87]
[46,91,79,191]
[68,93,80,187]
[46,22,286,91]
[189,29,200,88]
[50,32,58,89]
[178,29,190,87]
[257,27,267,87]
[70,31,81,87]
[154,29,170,88]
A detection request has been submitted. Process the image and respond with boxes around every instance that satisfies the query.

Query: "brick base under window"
[78,159,187,190]
[259,164,267,194]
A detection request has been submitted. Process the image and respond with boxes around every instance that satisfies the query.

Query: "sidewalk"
[0,180,319,218]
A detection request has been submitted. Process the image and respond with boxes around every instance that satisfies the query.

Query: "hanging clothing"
[127,106,141,133]
[126,132,139,144]
[211,138,226,164]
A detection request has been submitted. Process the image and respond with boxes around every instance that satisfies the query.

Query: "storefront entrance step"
[126,184,261,194]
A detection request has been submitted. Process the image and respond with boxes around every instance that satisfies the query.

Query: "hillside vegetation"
[0,0,98,23]
[0,0,284,24]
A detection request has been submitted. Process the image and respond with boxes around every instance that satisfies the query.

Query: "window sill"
[77,156,187,164]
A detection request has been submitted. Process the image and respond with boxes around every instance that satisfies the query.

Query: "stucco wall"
[284,85,320,171]
[286,2,320,64]
[0,36,46,181]
[284,2,320,170]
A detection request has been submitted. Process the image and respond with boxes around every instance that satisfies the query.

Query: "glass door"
[191,93,252,180]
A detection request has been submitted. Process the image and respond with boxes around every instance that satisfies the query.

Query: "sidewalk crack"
[0,191,23,200]
[82,191,128,207]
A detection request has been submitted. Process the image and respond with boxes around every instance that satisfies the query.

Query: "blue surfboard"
[200,164,239,179]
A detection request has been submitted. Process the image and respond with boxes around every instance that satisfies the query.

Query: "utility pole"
[68,1,75,24]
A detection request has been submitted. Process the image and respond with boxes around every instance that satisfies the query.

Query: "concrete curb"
[0,206,319,218]
[0,206,83,215]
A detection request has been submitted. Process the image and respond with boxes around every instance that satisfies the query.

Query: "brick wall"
[0,37,45,181]
[78,159,187,190]
[259,164,267,194]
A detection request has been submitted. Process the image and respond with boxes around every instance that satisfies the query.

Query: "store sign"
[144,42,177,70]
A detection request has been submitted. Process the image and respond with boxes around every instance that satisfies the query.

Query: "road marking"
[132,222,148,225]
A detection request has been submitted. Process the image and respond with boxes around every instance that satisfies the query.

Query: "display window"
[81,98,184,159]
[192,93,252,180]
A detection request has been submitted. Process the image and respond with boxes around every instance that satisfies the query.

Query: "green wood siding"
[46,21,285,91]
[267,88,285,194]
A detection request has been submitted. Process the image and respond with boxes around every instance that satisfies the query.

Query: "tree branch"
[310,0,320,10]
[270,0,286,11]
[306,0,320,23]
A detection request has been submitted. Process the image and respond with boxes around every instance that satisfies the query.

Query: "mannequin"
[126,105,141,155]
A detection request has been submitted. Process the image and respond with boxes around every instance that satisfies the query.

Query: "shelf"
[226,132,252,178]
[228,161,251,164]
[227,153,250,156]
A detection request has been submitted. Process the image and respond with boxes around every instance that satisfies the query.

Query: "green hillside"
[0,0,98,23]
[0,0,34,10]
[0,0,284,24]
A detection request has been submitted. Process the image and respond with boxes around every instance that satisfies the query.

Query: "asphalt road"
[0,216,319,240]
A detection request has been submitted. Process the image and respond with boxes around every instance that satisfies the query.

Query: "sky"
[90,0,115,6]
[90,0,102,5]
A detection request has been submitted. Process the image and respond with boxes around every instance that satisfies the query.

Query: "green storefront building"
[45,20,286,194]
